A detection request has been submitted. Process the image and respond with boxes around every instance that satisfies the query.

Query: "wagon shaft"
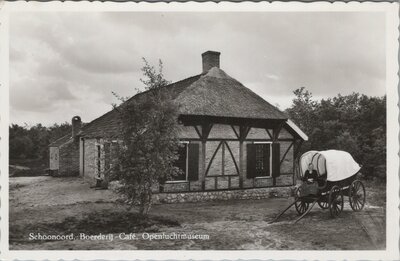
[268,199,299,224]
[294,198,319,224]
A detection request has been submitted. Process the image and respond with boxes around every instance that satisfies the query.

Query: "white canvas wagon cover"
[299,150,361,182]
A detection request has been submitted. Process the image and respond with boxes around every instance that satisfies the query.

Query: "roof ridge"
[122,73,202,104]
[177,69,287,119]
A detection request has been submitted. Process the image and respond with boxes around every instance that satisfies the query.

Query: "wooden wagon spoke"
[349,180,366,212]
[294,198,318,224]
[355,199,361,209]
[329,185,343,218]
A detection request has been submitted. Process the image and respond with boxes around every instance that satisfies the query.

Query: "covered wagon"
[271,150,366,223]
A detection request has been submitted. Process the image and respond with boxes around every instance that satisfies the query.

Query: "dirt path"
[9,176,385,250]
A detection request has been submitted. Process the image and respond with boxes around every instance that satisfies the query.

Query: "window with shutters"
[171,142,199,182]
[104,142,111,171]
[247,143,272,178]
[254,144,271,177]
[173,143,188,181]
[96,145,101,175]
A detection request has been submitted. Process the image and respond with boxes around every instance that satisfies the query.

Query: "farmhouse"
[49,51,308,203]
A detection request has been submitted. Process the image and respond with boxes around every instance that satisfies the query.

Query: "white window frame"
[253,141,273,178]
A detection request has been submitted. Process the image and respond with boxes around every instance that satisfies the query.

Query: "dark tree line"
[285,87,386,180]
[9,122,71,161]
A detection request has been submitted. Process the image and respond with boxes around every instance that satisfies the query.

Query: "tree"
[9,122,72,161]
[285,87,319,153]
[286,88,386,181]
[110,59,182,216]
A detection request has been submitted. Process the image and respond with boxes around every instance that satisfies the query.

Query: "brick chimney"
[202,51,220,73]
[72,116,82,141]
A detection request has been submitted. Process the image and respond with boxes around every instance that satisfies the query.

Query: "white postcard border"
[0,1,398,260]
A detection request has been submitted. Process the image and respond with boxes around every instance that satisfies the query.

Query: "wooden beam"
[205,141,223,176]
[273,121,285,142]
[221,142,225,176]
[224,141,240,175]
[239,141,244,188]
[265,129,273,140]
[230,125,240,139]
[193,125,202,139]
[239,125,251,141]
[294,139,304,159]
[201,123,213,141]
[245,126,251,139]
[279,141,294,166]
[200,141,206,191]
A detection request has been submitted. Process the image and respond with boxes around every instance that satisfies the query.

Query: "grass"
[9,158,48,177]
[364,179,386,207]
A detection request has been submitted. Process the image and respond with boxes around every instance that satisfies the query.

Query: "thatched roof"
[177,68,286,119]
[80,67,288,138]
[81,74,201,138]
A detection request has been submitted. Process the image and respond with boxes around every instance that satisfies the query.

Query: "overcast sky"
[10,12,385,126]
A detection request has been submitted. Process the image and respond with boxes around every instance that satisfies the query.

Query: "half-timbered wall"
[82,124,296,193]
[207,124,237,139]
[165,123,296,193]
[164,140,202,192]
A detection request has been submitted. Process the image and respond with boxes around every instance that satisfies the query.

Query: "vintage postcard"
[0,1,398,260]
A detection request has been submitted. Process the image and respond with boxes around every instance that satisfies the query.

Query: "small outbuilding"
[48,116,82,176]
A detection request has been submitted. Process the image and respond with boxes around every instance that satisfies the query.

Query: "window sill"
[254,176,272,179]
[165,180,188,184]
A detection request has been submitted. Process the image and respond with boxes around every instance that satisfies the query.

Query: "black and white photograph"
[1,2,399,260]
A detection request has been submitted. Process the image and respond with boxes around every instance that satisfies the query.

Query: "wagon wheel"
[328,185,344,218]
[349,180,366,211]
[317,198,329,209]
[294,187,309,215]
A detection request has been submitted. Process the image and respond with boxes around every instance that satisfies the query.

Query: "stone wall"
[58,140,80,176]
[152,186,293,204]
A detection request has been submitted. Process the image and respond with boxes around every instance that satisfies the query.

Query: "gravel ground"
[9,176,385,250]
